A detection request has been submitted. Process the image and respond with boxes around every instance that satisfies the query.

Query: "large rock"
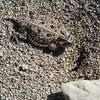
[61,80,100,100]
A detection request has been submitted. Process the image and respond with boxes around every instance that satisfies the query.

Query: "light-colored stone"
[19,64,29,71]
[0,50,3,57]
[61,80,100,100]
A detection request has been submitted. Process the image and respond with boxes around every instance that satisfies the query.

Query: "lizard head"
[48,30,73,52]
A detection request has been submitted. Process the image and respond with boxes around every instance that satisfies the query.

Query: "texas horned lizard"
[4,17,73,54]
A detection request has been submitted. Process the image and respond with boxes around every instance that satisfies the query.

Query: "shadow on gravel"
[0,96,6,100]
[47,92,65,100]
[10,34,65,57]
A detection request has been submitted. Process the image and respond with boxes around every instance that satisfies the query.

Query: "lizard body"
[4,17,73,53]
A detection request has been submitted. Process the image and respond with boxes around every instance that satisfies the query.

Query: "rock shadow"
[47,92,65,100]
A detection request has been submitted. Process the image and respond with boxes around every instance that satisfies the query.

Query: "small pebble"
[19,64,28,71]
[0,50,3,57]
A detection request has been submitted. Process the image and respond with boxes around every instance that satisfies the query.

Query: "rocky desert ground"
[0,0,100,100]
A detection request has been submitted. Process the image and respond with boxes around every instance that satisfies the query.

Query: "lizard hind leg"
[10,31,27,44]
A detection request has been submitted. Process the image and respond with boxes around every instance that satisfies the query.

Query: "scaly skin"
[4,17,73,52]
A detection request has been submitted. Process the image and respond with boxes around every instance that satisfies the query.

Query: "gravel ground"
[0,0,100,100]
